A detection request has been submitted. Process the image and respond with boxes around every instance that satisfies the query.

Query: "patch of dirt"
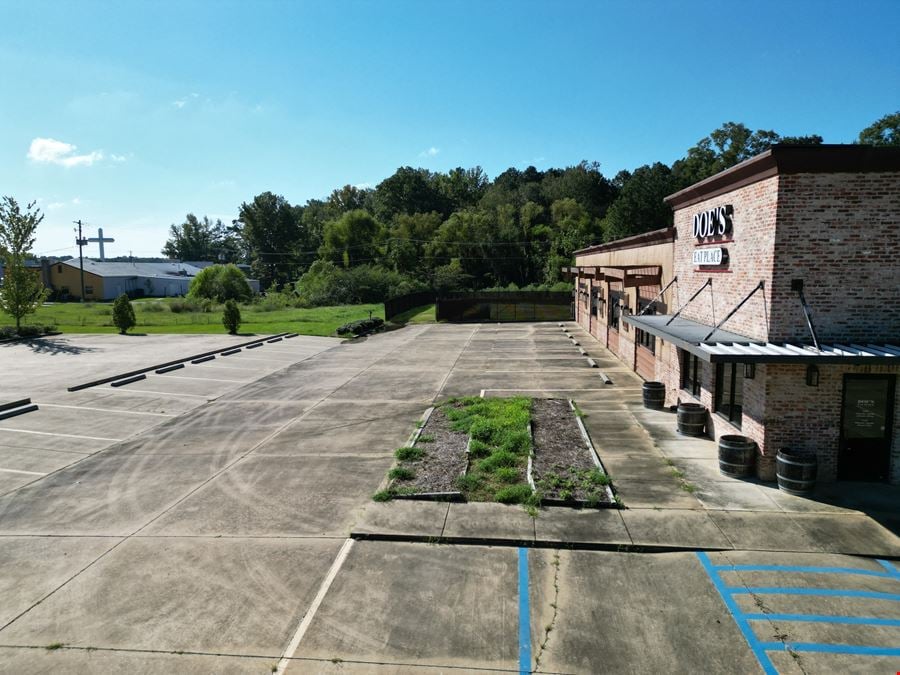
[531,398,614,505]
[393,407,468,494]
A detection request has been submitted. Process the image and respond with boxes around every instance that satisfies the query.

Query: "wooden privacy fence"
[384,291,436,320]
[436,291,574,322]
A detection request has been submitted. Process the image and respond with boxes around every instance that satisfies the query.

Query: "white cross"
[87,227,115,261]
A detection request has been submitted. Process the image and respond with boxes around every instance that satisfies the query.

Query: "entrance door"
[838,374,896,481]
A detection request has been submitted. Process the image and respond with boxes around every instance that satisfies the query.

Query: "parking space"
[699,552,900,673]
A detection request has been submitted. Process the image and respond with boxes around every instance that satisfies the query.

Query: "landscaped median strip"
[374,396,618,511]
[66,332,290,391]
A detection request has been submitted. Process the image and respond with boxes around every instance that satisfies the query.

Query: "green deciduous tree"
[373,167,449,222]
[601,163,679,242]
[858,111,900,146]
[672,122,822,187]
[112,293,136,335]
[0,197,48,332]
[188,264,253,302]
[319,210,383,267]
[235,192,304,289]
[161,214,239,262]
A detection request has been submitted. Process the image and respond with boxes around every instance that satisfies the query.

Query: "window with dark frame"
[635,302,656,354]
[680,349,701,397]
[715,363,744,428]
[609,290,622,331]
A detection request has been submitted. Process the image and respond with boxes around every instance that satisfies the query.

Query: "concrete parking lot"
[0,324,897,673]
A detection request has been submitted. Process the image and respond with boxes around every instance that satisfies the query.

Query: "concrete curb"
[0,398,31,413]
[0,403,38,421]
[191,355,216,364]
[67,333,288,391]
[155,363,185,374]
[110,373,147,387]
[348,531,731,554]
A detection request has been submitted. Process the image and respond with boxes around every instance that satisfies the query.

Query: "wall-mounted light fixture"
[805,364,819,387]
[744,363,756,379]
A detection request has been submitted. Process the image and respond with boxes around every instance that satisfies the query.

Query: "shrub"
[335,317,384,336]
[16,325,42,337]
[188,264,253,303]
[295,261,353,307]
[170,298,215,313]
[112,294,136,335]
[296,260,425,307]
[253,290,295,312]
[140,301,167,312]
[222,299,241,335]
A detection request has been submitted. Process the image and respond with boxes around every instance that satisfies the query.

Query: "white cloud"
[353,182,373,190]
[27,138,104,168]
[419,146,440,158]
[110,154,127,162]
[172,92,200,109]
[46,197,81,210]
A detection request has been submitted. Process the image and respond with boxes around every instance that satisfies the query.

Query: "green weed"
[388,467,415,481]
[395,446,424,461]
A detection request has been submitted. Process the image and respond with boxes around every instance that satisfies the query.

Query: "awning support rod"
[792,279,821,351]
[702,280,765,341]
[639,276,678,316]
[666,278,711,325]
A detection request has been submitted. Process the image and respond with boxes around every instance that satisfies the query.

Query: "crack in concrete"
[533,550,561,673]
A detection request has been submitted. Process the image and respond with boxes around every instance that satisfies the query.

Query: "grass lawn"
[389,303,435,325]
[0,299,385,337]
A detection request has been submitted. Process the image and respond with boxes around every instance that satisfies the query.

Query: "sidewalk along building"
[569,145,900,484]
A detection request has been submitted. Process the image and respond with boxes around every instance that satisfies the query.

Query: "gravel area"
[392,406,469,495]
[531,398,614,505]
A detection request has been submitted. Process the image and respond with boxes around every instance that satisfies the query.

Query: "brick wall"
[763,364,900,484]
[671,176,779,341]
[770,172,900,342]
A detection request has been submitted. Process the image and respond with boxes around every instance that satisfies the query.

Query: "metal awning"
[623,315,760,355]
[698,342,900,364]
[624,314,900,364]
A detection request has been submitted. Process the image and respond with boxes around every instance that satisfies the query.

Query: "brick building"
[570,145,900,484]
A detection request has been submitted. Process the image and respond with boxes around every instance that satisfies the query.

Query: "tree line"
[162,113,899,305]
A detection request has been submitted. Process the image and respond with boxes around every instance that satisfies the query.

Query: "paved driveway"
[0,324,897,674]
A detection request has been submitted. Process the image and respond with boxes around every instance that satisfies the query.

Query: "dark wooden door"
[838,374,895,481]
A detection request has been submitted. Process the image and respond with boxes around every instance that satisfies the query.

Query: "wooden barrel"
[776,449,817,495]
[718,435,757,477]
[642,381,666,409]
[676,402,707,436]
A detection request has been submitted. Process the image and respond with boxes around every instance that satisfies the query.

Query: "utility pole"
[74,220,87,302]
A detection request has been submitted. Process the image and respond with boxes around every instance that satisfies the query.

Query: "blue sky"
[1,0,897,258]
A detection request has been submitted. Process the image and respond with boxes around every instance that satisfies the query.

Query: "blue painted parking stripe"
[744,613,900,626]
[729,587,900,601]
[877,559,900,579]
[758,642,900,656]
[696,552,778,675]
[517,547,531,675]
[715,564,895,579]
